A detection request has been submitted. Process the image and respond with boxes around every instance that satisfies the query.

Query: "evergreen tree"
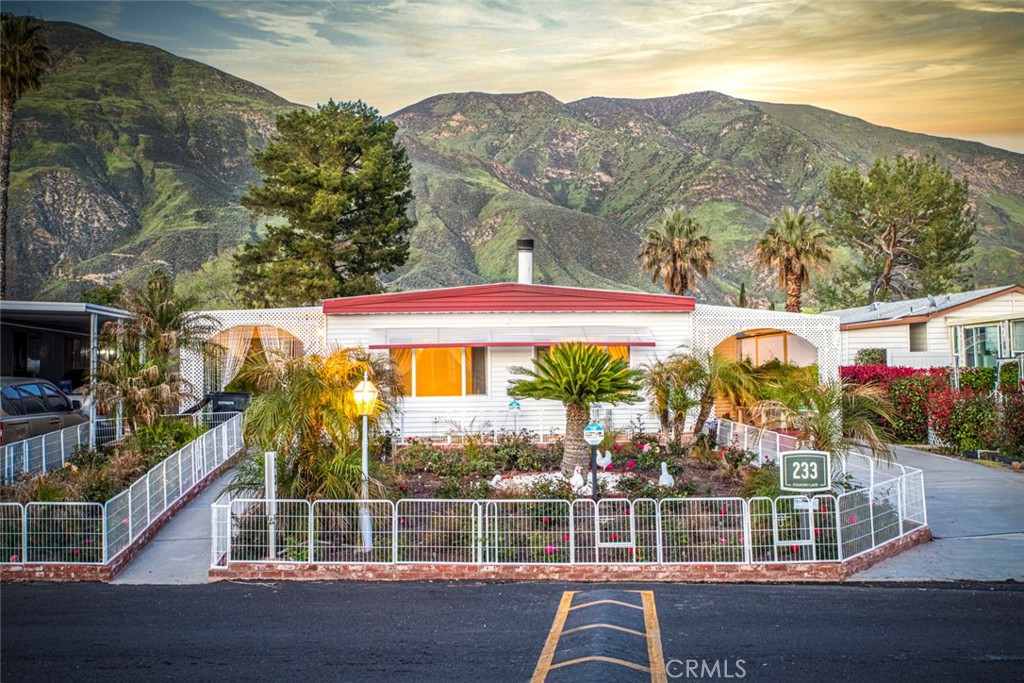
[235,100,415,306]
[820,155,975,304]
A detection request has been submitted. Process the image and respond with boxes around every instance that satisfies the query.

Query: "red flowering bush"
[929,388,998,453]
[1000,395,1024,459]
[842,365,949,443]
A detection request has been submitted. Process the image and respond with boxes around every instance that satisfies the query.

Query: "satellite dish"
[926,294,937,308]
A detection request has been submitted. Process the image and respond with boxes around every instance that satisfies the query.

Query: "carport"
[0,301,133,445]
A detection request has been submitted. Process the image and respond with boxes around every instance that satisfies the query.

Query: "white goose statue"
[596,449,613,471]
[569,465,585,491]
[658,461,675,487]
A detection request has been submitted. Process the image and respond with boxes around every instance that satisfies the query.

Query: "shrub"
[999,395,1024,459]
[929,388,999,453]
[998,361,1021,395]
[887,374,946,443]
[960,367,997,394]
[854,348,887,366]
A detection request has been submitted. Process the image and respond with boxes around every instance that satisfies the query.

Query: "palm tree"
[1,14,50,299]
[236,347,403,500]
[637,209,714,296]
[756,376,894,461]
[689,351,756,436]
[642,353,703,442]
[753,208,832,313]
[508,343,643,476]
[94,271,217,426]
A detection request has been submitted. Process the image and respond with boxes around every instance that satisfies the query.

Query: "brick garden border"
[0,448,245,583]
[208,525,932,584]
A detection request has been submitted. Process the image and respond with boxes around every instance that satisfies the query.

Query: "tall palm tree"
[753,208,832,313]
[236,347,403,500]
[638,209,714,296]
[508,343,643,476]
[1,14,50,299]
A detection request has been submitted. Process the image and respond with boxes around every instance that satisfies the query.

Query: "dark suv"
[0,377,89,446]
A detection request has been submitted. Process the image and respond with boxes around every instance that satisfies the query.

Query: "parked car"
[0,377,89,446]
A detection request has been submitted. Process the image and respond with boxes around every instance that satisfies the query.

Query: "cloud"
[11,0,1024,151]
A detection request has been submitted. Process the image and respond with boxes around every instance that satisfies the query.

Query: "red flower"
[790,545,799,552]
[563,534,571,542]
[609,533,619,540]
[607,464,614,470]
[614,444,623,452]
[626,460,635,469]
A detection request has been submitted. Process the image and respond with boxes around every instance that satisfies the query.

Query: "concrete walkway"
[853,445,1024,582]
[112,471,234,585]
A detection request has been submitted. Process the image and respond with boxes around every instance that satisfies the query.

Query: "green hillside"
[6,21,1023,306]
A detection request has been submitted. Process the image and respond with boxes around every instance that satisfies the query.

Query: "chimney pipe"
[517,239,534,285]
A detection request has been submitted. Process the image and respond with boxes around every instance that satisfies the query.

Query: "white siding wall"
[841,326,909,365]
[840,291,1024,367]
[326,310,693,438]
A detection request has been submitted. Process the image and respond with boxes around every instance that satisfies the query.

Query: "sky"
[9,0,1024,152]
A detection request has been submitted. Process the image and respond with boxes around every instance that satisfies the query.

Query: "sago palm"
[637,209,714,296]
[1,13,50,298]
[642,353,703,442]
[753,208,832,312]
[508,343,643,476]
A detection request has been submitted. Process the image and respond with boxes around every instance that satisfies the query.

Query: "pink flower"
[84,538,91,545]
[73,549,81,556]
[399,517,406,525]
[738,535,745,543]
[819,505,827,513]
[719,506,727,516]
[398,484,407,491]
[607,464,614,470]
[563,534,571,542]
[848,516,857,524]
[542,515,550,523]
[642,444,652,453]
[9,554,18,562]
[628,548,635,555]
[609,533,619,540]
[814,528,822,536]
[684,479,689,484]
[790,545,799,552]
[718,536,727,544]
[719,452,725,458]
[614,444,623,452]
[626,460,635,469]
[545,545,556,554]
[122,518,129,525]
[405,436,414,443]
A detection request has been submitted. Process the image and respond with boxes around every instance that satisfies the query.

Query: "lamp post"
[352,373,379,550]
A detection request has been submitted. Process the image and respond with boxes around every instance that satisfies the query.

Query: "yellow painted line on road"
[531,591,575,683]
[561,622,647,637]
[549,655,651,673]
[533,590,666,682]
[569,599,643,611]
[641,591,667,683]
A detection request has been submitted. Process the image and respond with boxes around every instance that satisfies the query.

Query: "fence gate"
[595,499,636,552]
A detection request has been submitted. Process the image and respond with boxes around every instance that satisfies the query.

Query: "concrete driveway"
[853,445,1024,582]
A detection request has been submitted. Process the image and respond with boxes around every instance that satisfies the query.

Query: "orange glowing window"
[390,348,412,395]
[534,345,630,364]
[390,347,487,397]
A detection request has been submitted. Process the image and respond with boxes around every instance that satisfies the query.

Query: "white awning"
[368,326,655,349]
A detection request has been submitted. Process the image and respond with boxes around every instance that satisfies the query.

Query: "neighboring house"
[825,285,1024,369]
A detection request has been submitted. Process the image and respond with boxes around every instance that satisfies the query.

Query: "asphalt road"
[2,581,1022,682]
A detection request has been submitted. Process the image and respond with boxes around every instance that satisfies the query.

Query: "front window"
[1012,320,1024,354]
[965,325,999,368]
[390,347,486,397]
[534,345,630,363]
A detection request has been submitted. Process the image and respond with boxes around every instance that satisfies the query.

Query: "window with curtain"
[1012,320,1024,354]
[534,345,630,363]
[389,347,486,397]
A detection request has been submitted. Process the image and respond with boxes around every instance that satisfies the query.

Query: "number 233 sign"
[779,450,832,492]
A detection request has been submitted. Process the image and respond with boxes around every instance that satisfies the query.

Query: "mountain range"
[6,20,1023,306]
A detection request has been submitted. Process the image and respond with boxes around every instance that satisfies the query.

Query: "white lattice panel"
[692,304,841,383]
[181,307,326,405]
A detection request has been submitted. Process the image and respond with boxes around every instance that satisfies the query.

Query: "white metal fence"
[1,413,240,482]
[2,413,243,565]
[211,420,928,569]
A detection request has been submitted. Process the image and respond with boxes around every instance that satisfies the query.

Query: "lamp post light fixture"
[353,372,379,550]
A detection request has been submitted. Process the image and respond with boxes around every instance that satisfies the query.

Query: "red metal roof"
[322,283,695,315]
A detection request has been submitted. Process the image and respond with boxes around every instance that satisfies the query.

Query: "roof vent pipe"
[517,239,534,285]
